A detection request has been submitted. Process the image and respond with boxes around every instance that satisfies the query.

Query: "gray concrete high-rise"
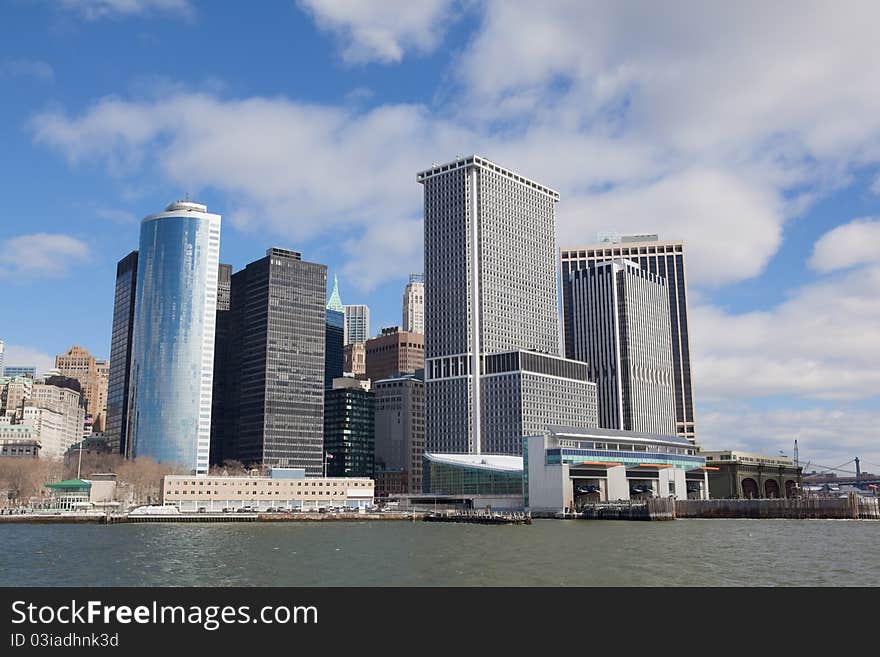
[561,235,697,443]
[343,304,370,345]
[419,155,597,455]
[105,251,138,456]
[217,248,327,475]
[568,259,676,435]
[373,371,424,495]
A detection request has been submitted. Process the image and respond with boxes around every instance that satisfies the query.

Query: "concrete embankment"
[0,511,426,524]
[548,497,676,521]
[675,494,880,520]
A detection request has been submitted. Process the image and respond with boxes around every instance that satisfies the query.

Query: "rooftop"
[416,154,559,199]
[547,426,692,448]
[424,452,524,473]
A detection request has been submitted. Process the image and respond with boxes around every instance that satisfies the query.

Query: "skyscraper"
[569,259,676,435]
[218,248,327,475]
[0,339,5,376]
[343,304,370,345]
[401,273,425,334]
[325,274,345,388]
[419,155,597,455]
[55,345,109,433]
[373,371,424,495]
[105,250,138,456]
[209,263,233,466]
[128,201,221,475]
[561,235,697,443]
[324,377,374,478]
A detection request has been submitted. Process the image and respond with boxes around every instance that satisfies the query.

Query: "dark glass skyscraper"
[324,381,374,478]
[105,250,138,456]
[209,263,233,466]
[325,309,344,389]
[219,248,327,475]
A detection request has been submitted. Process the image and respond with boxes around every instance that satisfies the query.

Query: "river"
[1,519,876,586]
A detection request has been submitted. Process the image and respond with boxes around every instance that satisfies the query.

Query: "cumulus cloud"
[0,58,54,82]
[690,260,880,401]
[0,233,90,280]
[58,0,192,20]
[297,0,457,64]
[2,344,56,377]
[809,217,880,273]
[31,93,475,290]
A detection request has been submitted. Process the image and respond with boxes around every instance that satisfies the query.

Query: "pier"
[675,493,880,519]
[423,510,531,525]
[552,498,676,521]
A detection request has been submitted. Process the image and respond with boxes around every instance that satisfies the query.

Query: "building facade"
[402,273,425,334]
[3,367,36,379]
[215,248,327,475]
[373,372,424,495]
[55,345,109,433]
[0,339,4,376]
[343,341,366,378]
[104,250,138,456]
[324,378,375,479]
[525,426,708,513]
[24,379,86,459]
[209,263,233,466]
[702,450,803,499]
[163,469,375,512]
[419,155,594,456]
[561,235,697,443]
[343,304,370,345]
[365,327,425,383]
[325,309,344,389]
[568,259,676,435]
[127,201,221,475]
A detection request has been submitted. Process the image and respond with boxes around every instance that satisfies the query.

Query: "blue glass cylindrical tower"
[128,201,221,475]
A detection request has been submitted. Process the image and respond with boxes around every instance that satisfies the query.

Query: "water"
[1,519,877,586]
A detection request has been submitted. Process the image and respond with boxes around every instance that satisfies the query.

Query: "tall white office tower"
[0,339,4,376]
[569,259,676,435]
[343,304,370,345]
[561,235,696,444]
[401,274,425,334]
[128,201,221,475]
[419,155,597,456]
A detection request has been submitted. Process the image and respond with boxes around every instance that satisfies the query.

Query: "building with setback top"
[418,155,597,456]
[561,234,697,444]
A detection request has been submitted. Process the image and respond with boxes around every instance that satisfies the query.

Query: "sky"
[1,0,878,474]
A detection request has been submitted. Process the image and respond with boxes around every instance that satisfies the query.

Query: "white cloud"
[58,0,192,20]
[0,233,90,280]
[691,262,880,402]
[95,207,138,224]
[698,403,880,476]
[809,217,880,273]
[31,94,473,291]
[2,344,55,377]
[297,0,456,63]
[0,58,54,82]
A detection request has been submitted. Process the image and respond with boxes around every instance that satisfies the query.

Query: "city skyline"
[1,2,878,470]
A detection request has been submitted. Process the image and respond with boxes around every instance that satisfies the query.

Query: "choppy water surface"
[1,519,877,586]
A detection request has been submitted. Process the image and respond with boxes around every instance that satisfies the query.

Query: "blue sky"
[1,1,879,472]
